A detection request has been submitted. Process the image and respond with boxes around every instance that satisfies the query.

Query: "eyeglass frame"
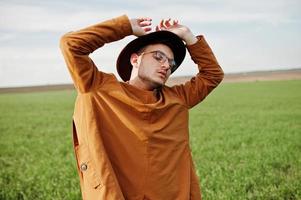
[138,50,177,71]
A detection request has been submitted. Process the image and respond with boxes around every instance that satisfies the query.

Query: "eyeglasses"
[140,50,177,71]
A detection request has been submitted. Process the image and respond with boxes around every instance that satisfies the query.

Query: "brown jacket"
[60,15,224,200]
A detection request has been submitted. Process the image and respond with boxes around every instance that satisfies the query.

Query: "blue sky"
[0,0,300,87]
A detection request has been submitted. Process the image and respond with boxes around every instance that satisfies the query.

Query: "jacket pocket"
[75,144,103,189]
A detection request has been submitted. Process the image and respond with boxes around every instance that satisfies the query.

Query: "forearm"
[171,36,224,108]
[187,36,224,86]
[60,15,132,55]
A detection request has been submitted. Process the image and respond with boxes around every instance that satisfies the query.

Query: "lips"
[157,70,167,79]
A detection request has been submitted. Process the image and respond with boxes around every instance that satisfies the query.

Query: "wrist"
[129,19,135,33]
[184,33,198,45]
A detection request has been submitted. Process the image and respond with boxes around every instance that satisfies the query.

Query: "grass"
[190,80,301,199]
[0,80,300,199]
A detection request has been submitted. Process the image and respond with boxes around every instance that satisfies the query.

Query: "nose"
[161,60,171,70]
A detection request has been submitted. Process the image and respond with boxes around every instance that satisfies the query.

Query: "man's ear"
[130,53,139,68]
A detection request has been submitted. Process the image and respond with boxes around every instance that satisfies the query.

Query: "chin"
[151,79,164,89]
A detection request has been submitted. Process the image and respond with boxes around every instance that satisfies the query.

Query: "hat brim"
[116,31,186,82]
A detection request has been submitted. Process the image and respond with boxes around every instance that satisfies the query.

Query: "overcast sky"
[0,0,300,87]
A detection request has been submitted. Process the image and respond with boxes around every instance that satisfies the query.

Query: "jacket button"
[80,163,88,171]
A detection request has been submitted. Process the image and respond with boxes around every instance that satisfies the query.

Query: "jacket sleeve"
[59,15,132,93]
[171,36,224,108]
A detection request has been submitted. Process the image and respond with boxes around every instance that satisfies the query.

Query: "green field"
[0,80,300,200]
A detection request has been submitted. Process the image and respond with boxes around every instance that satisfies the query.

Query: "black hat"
[116,31,186,81]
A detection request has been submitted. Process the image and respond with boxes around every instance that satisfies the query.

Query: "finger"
[156,19,164,30]
[138,18,152,24]
[161,19,167,28]
[143,27,152,32]
[137,17,152,22]
[164,18,172,27]
[139,20,152,26]
[173,19,179,25]
[160,19,164,29]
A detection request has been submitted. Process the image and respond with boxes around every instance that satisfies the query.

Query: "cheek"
[138,64,151,76]
[140,60,156,73]
[167,70,171,77]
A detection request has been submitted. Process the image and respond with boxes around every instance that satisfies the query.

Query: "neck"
[129,78,156,91]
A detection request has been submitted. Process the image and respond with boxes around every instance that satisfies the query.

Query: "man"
[60,15,224,200]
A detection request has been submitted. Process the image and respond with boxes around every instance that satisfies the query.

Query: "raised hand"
[130,17,153,37]
[156,18,197,45]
